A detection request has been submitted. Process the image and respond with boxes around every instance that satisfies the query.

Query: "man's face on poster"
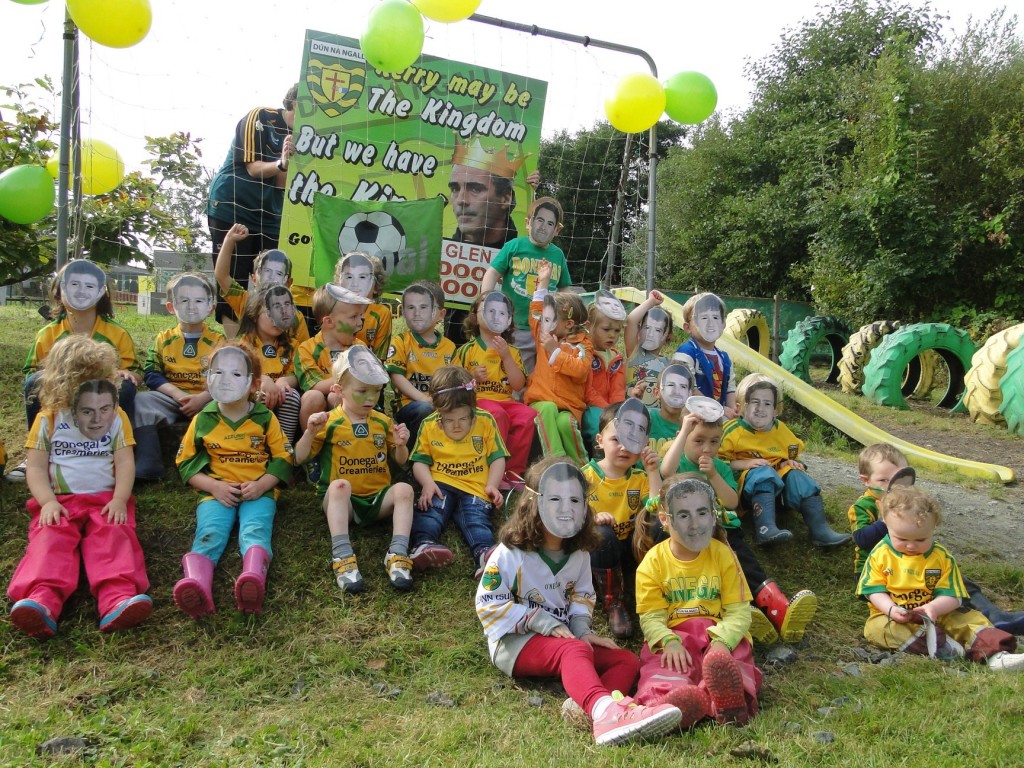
[448,165,513,245]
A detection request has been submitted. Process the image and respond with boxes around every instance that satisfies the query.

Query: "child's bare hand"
[640,447,660,472]
[582,633,620,649]
[239,479,267,501]
[648,290,665,305]
[630,381,648,399]
[178,393,209,417]
[723,405,737,420]
[226,223,249,243]
[536,260,552,284]
[549,625,574,639]
[526,169,541,190]
[594,511,615,526]
[471,365,488,383]
[661,641,691,673]
[489,336,509,355]
[889,605,914,624]
[681,411,703,434]
[212,480,242,508]
[306,411,329,432]
[418,481,444,511]
[539,331,558,355]
[102,497,128,524]
[486,485,503,508]
[38,500,67,526]
[748,458,771,467]
[698,453,718,477]
[392,423,410,447]
[783,459,804,471]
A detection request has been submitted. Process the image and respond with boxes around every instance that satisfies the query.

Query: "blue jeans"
[411,481,494,558]
[395,400,434,451]
[741,465,821,510]
[191,495,276,563]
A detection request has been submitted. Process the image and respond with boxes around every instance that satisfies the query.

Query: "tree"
[0,79,209,287]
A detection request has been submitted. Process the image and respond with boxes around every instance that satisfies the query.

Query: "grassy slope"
[0,305,1021,767]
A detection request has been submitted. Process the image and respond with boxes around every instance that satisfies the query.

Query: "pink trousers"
[512,634,641,716]
[634,618,761,720]
[477,398,537,478]
[8,492,149,619]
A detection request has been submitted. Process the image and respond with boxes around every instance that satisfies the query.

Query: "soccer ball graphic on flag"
[338,211,407,273]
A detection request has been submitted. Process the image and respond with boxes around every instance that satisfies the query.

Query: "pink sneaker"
[409,543,454,572]
[592,695,681,746]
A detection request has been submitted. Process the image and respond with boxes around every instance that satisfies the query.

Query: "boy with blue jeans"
[410,366,508,578]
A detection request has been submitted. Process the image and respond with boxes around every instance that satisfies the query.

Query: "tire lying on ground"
[862,323,976,410]
[962,323,1024,427]
[838,320,901,394]
[903,347,940,400]
[724,308,771,357]
[999,339,1024,436]
[779,315,851,384]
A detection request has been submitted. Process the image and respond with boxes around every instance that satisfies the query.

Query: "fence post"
[772,293,781,363]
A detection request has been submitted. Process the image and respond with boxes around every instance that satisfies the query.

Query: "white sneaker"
[384,551,413,592]
[332,556,364,593]
[986,651,1024,672]
[5,461,27,482]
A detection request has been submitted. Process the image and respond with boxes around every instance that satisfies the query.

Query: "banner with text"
[279,29,548,309]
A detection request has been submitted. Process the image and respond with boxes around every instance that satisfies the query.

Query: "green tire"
[779,315,851,384]
[838,320,901,394]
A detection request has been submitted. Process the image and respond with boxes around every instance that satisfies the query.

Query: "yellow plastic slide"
[614,287,1015,483]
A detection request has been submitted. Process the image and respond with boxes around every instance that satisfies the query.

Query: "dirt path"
[809,452,1024,564]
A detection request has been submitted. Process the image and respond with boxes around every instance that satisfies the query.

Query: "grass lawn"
[0,304,1021,767]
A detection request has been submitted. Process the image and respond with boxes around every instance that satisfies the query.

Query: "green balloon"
[10,0,49,5]
[0,165,55,224]
[664,71,718,125]
[361,0,425,73]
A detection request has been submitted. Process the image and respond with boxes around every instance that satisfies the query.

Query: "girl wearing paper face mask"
[475,457,684,746]
[455,292,535,486]
[632,475,763,729]
[174,343,293,619]
[334,252,392,361]
[625,291,674,410]
[525,262,593,464]
[13,262,141,480]
[236,285,301,441]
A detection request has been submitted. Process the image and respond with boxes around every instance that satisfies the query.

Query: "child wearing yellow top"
[525,260,592,463]
[214,223,311,341]
[583,403,662,640]
[857,486,1024,670]
[173,343,293,618]
[294,347,415,594]
[387,281,456,448]
[334,252,392,361]
[634,475,761,728]
[296,283,372,433]
[409,367,509,578]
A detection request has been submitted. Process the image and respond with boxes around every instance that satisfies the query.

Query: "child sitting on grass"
[634,475,761,728]
[475,457,683,746]
[294,347,415,593]
[583,290,628,453]
[857,485,1024,671]
[720,373,850,548]
[850,443,1024,633]
[174,343,293,618]
[625,290,673,409]
[334,252,392,361]
[409,366,508,578]
[133,272,224,481]
[583,401,662,639]
[9,337,151,639]
[673,292,737,418]
[525,261,592,462]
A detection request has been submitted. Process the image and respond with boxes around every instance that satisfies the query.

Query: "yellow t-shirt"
[224,280,310,344]
[410,408,509,500]
[307,406,396,497]
[453,337,526,403]
[857,537,967,616]
[356,301,392,361]
[385,331,456,411]
[719,418,805,471]
[581,460,651,542]
[144,326,225,394]
[239,332,295,381]
[635,538,751,628]
[295,333,366,391]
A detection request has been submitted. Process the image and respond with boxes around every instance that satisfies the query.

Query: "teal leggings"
[531,402,587,464]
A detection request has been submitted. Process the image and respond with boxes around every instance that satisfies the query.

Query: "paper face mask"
[480,291,512,335]
[73,386,117,440]
[686,395,725,423]
[592,290,626,321]
[403,289,437,335]
[537,463,589,539]
[639,307,670,352]
[206,347,252,404]
[337,254,375,298]
[264,286,297,331]
[744,387,777,431]
[659,364,693,409]
[343,345,390,386]
[171,276,214,325]
[614,398,651,454]
[257,250,290,286]
[665,489,717,554]
[692,294,725,344]
[527,207,559,246]
[540,295,559,336]
[61,260,106,311]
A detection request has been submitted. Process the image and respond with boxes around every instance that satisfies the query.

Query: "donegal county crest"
[373,432,385,449]
[472,436,483,455]
[924,569,941,591]
[307,59,364,118]
[481,564,501,591]
[626,488,641,512]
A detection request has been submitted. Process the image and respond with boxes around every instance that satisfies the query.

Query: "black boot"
[799,494,850,548]
[965,577,1024,635]
[751,490,792,545]
[133,424,165,481]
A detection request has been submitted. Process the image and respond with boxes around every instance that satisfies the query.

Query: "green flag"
[311,194,443,294]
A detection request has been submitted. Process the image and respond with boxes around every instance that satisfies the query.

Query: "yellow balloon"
[66,0,152,49]
[604,72,666,134]
[411,0,481,23]
[45,155,59,179]
[79,139,125,195]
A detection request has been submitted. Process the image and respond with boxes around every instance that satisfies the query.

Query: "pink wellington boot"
[235,545,270,615]
[173,552,215,619]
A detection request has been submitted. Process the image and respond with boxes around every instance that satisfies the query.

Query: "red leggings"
[477,398,536,478]
[512,634,640,716]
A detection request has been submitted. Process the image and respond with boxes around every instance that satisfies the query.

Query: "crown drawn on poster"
[451,137,529,179]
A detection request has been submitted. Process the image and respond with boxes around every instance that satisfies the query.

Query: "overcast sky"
[1,0,1008,173]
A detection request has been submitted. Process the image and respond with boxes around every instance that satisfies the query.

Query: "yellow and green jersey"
[239,332,295,381]
[176,401,293,502]
[223,280,310,344]
[356,301,392,361]
[857,537,967,616]
[453,337,526,402]
[386,331,456,411]
[411,408,509,500]
[144,326,225,394]
[849,488,883,575]
[307,406,397,497]
[295,334,366,391]
[24,314,141,378]
[581,460,652,542]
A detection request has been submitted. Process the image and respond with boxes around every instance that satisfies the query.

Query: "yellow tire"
[962,323,1024,426]
[838,320,901,394]
[724,308,771,357]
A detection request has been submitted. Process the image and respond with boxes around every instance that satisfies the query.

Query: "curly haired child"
[8,336,151,639]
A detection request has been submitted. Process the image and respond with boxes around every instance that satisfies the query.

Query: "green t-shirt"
[489,236,570,326]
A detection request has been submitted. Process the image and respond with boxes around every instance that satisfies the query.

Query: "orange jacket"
[525,298,593,420]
